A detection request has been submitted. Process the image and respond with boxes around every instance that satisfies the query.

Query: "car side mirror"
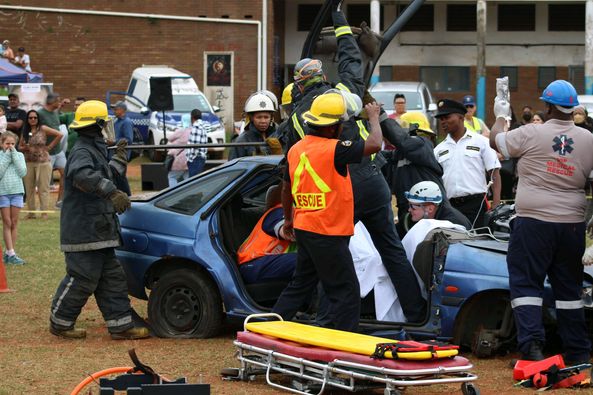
[212,105,221,113]
[428,103,437,112]
[140,106,150,115]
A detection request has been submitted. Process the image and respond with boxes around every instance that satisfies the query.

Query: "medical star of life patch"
[552,134,574,156]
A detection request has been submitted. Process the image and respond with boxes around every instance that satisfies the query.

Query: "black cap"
[434,99,467,118]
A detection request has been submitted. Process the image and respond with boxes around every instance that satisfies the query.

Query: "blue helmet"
[540,80,579,107]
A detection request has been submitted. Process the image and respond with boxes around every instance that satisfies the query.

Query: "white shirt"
[434,130,500,198]
[15,54,30,72]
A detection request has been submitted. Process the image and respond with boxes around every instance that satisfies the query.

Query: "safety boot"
[521,340,545,361]
[111,326,150,340]
[50,325,87,339]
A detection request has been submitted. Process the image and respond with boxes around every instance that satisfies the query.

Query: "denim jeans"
[187,157,206,177]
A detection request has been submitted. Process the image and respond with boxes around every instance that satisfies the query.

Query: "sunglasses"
[465,104,475,108]
[28,116,38,119]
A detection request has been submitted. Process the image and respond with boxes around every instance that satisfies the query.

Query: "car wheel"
[148,268,223,338]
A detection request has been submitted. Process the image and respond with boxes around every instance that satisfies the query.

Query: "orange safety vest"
[288,135,354,236]
[237,205,292,265]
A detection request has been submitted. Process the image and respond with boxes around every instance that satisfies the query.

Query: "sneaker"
[5,254,24,265]
[111,326,150,340]
[50,325,87,339]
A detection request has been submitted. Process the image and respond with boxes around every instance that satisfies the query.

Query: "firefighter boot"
[50,325,87,339]
[521,340,545,361]
[111,326,150,340]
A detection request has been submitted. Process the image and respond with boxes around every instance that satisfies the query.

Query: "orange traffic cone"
[0,247,13,293]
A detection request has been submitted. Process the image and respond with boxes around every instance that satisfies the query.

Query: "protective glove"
[583,245,593,266]
[113,139,129,164]
[109,189,131,214]
[494,97,511,120]
[266,137,283,155]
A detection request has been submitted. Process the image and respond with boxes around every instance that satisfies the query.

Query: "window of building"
[499,66,518,91]
[497,4,536,31]
[549,4,585,31]
[297,4,325,32]
[569,65,585,94]
[420,66,470,92]
[379,66,392,81]
[447,4,476,31]
[398,4,434,31]
[538,67,556,89]
[347,4,384,30]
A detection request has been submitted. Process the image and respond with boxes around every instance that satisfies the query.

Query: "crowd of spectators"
[0,40,31,72]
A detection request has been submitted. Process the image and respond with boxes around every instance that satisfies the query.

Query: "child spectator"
[0,131,27,264]
[14,47,31,72]
[0,105,7,134]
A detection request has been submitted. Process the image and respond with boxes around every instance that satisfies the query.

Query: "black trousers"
[449,194,487,229]
[272,229,360,332]
[353,170,426,322]
[50,248,134,333]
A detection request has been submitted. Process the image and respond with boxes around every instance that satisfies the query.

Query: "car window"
[370,91,423,111]
[155,169,244,215]
[127,78,137,96]
[172,93,211,113]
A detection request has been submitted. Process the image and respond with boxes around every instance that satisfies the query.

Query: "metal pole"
[370,0,381,85]
[107,142,269,150]
[476,0,487,120]
[586,0,593,94]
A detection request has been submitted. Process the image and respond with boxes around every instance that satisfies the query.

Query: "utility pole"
[370,0,381,85]
[586,0,593,94]
[476,0,486,119]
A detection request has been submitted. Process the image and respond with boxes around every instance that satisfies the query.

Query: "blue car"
[116,156,593,356]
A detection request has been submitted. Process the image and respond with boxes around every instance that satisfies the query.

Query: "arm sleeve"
[334,139,365,168]
[13,152,27,178]
[333,11,365,97]
[482,144,501,171]
[503,125,530,158]
[0,153,11,179]
[123,121,134,144]
[67,149,117,198]
[261,208,285,238]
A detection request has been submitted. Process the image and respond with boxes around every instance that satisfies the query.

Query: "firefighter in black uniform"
[280,3,426,323]
[49,100,149,340]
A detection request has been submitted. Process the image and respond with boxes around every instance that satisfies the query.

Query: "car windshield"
[371,91,423,112]
[155,169,244,215]
[173,94,211,113]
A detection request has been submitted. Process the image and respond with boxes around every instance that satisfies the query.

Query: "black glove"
[109,189,131,214]
[113,139,128,164]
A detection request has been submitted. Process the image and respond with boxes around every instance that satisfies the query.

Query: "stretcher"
[224,314,479,394]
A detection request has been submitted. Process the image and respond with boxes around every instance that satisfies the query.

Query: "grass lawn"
[0,158,587,394]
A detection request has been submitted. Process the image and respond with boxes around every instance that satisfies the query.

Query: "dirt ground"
[0,159,590,394]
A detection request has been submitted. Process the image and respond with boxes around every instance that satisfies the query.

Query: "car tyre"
[148,268,223,338]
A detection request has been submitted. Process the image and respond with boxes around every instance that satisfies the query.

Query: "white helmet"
[244,93,276,113]
[405,181,443,204]
[259,89,279,111]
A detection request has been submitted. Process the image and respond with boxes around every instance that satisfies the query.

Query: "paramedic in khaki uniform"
[490,80,593,364]
[433,99,501,228]
[272,92,382,332]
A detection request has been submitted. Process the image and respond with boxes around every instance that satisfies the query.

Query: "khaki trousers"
[24,161,52,211]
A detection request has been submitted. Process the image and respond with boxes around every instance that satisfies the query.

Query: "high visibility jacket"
[464,117,482,134]
[237,205,292,264]
[288,135,354,236]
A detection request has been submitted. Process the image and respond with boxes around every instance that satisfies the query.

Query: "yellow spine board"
[245,321,458,360]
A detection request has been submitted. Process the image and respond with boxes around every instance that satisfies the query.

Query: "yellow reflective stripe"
[356,120,375,161]
[292,113,305,139]
[335,26,353,37]
[291,152,332,196]
[335,82,351,93]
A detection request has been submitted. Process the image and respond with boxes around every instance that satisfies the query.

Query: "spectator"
[0,105,6,134]
[389,93,407,122]
[573,105,593,133]
[5,93,26,139]
[112,101,134,159]
[532,111,545,124]
[166,113,191,186]
[38,92,66,207]
[14,47,31,72]
[0,131,26,264]
[186,109,209,176]
[60,97,85,157]
[462,95,491,137]
[520,105,533,125]
[1,40,14,61]
[19,109,61,219]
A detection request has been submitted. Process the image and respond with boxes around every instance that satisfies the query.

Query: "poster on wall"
[204,52,233,134]
[8,83,53,112]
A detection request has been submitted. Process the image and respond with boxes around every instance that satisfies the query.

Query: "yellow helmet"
[70,100,110,130]
[302,92,346,126]
[281,83,294,106]
[399,112,435,135]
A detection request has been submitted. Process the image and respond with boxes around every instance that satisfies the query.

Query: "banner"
[204,52,234,134]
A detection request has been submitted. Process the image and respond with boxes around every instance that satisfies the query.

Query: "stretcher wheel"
[461,382,480,395]
[220,367,241,380]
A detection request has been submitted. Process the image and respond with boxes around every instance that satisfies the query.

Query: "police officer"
[49,100,149,340]
[434,99,501,229]
[405,181,471,230]
[273,93,383,331]
[490,80,593,363]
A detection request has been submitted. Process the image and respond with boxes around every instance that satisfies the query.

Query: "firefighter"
[49,100,149,340]
[273,92,383,332]
[490,80,593,364]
